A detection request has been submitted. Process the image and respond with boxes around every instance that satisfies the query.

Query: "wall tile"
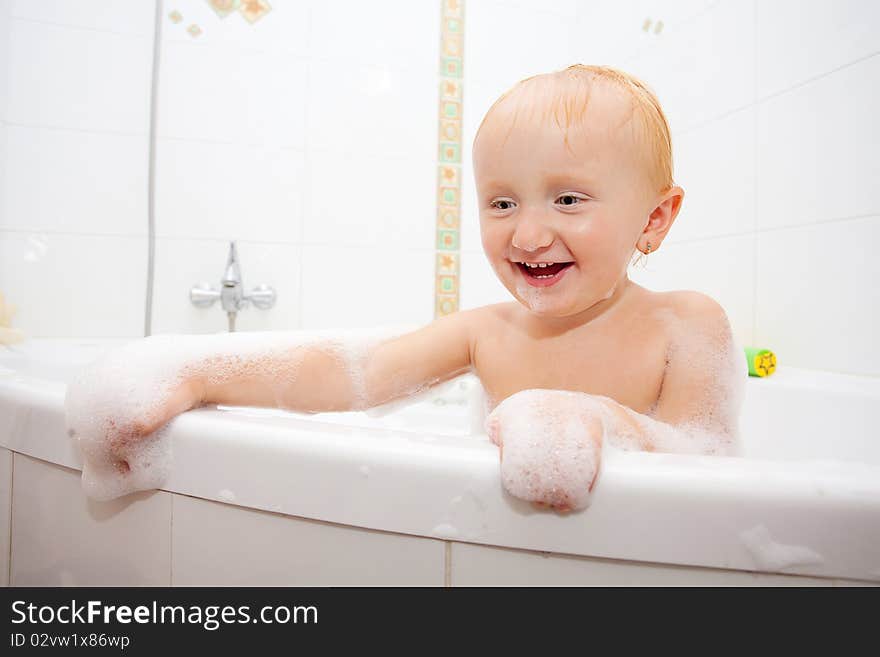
[307,59,434,159]
[155,139,304,244]
[162,0,307,55]
[0,2,10,122]
[628,233,756,348]
[756,54,880,231]
[0,448,11,587]
[671,106,755,243]
[451,541,833,586]
[172,494,445,586]
[1,125,148,235]
[304,149,434,249]
[572,0,721,67]
[151,237,301,335]
[157,41,306,147]
[10,0,155,36]
[11,454,171,586]
[309,0,438,74]
[458,153,480,254]
[756,0,880,98]
[459,249,510,310]
[624,0,756,133]
[465,0,580,88]
[755,216,880,376]
[0,230,146,338]
[6,18,152,133]
[300,244,433,329]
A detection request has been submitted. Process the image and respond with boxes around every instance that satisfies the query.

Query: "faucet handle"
[244,284,276,310]
[190,284,221,308]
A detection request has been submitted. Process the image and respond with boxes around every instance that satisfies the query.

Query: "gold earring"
[645,241,652,255]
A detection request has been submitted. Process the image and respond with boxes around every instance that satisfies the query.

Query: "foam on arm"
[65,314,476,501]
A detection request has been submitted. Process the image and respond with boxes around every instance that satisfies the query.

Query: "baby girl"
[65,64,746,510]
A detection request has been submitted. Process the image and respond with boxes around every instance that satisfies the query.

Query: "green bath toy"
[745,347,776,377]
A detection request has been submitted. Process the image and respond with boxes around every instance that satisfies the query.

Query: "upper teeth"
[522,262,552,268]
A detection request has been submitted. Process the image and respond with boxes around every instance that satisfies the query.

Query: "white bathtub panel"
[0,231,147,338]
[151,237,302,334]
[10,0,155,36]
[756,54,880,232]
[459,249,511,311]
[0,447,12,587]
[3,341,878,583]
[304,149,435,250]
[11,453,171,586]
[6,19,152,134]
[670,107,755,244]
[306,60,434,160]
[451,541,833,586]
[756,0,880,99]
[1,125,148,235]
[627,234,756,349]
[172,494,445,586]
[158,41,306,148]
[309,0,438,75]
[755,216,880,376]
[162,0,307,55]
[300,245,433,329]
[155,139,304,244]
[623,0,755,134]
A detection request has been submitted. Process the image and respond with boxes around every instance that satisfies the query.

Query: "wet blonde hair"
[473,64,674,194]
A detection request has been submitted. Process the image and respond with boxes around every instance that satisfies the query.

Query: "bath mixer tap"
[190,241,277,332]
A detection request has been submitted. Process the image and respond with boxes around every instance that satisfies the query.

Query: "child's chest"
[473,312,669,415]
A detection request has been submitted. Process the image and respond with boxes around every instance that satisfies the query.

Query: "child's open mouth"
[514,261,574,288]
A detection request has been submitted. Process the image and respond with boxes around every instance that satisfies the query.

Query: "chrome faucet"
[190,241,277,331]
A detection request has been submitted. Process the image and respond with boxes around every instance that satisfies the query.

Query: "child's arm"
[200,310,475,415]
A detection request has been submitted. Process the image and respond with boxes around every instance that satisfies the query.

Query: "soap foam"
[487,389,605,511]
[739,524,824,571]
[65,327,413,501]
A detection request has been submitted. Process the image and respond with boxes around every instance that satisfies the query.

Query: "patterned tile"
[434,0,465,318]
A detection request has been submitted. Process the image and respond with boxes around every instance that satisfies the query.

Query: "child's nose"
[511,214,554,252]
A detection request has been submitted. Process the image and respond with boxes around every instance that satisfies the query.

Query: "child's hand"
[484,389,605,513]
[64,336,205,499]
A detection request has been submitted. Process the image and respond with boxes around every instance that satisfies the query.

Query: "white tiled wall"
[0,0,154,338]
[459,0,877,376]
[1,0,878,373]
[151,0,440,334]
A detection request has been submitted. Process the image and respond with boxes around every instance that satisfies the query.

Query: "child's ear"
[642,185,684,247]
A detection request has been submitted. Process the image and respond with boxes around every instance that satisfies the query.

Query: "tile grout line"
[9,14,154,39]
[144,0,164,337]
[7,452,15,586]
[677,50,880,138]
[169,493,174,586]
[299,4,312,331]
[752,0,759,346]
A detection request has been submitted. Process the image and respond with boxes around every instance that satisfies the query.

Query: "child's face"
[473,84,661,319]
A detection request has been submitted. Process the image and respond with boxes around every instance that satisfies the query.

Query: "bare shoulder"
[454,301,518,330]
[427,302,516,358]
[653,289,730,326]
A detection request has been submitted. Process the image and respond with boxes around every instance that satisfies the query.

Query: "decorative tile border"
[435,0,464,318]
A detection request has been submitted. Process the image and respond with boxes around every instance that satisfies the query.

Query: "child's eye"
[489,199,516,211]
[556,194,586,207]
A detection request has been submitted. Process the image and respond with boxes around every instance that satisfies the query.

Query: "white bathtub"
[0,338,878,586]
